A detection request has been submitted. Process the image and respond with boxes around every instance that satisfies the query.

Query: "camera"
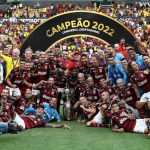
[8,122,19,134]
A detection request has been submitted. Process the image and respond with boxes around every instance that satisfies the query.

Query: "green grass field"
[0,120,150,150]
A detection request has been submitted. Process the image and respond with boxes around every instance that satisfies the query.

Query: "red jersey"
[84,102,96,120]
[115,84,138,108]
[111,110,136,132]
[90,66,107,83]
[75,82,86,96]
[103,104,112,119]
[118,43,128,58]
[130,70,150,93]
[97,84,117,100]
[49,59,57,74]
[84,87,99,102]
[97,99,112,119]
[57,58,70,70]
[54,72,67,88]
[7,67,25,87]
[33,62,49,83]
[39,83,58,103]
[67,74,78,88]
[65,60,79,71]
[19,70,33,95]
[21,116,43,129]
[0,102,14,122]
[15,97,36,115]
[78,63,90,78]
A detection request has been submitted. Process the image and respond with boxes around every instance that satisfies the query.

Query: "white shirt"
[0,63,4,84]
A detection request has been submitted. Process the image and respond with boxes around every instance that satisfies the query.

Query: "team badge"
[94,96,97,99]
[127,91,130,94]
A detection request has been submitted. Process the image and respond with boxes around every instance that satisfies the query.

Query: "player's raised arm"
[45,123,70,129]
[112,126,124,133]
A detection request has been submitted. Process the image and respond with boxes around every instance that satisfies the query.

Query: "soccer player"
[84,77,99,102]
[32,77,58,104]
[121,58,129,75]
[97,78,116,99]
[20,61,33,95]
[89,55,108,83]
[0,88,14,123]
[107,45,124,63]
[67,67,78,91]
[78,54,90,78]
[48,51,57,76]
[107,56,128,84]
[74,96,96,123]
[0,107,69,133]
[74,73,86,101]
[142,54,150,70]
[128,61,150,93]
[115,78,140,109]
[87,91,112,127]
[24,48,33,62]
[6,59,25,97]
[111,101,150,138]
[127,47,145,69]
[14,89,36,115]
[32,52,49,84]
[136,92,150,117]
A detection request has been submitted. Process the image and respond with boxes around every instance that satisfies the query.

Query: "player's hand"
[40,80,47,85]
[80,105,84,109]
[29,115,36,119]
[135,101,142,109]
[101,104,107,109]
[63,124,70,129]
[128,114,135,120]
[119,128,124,133]
[64,70,69,76]
[143,70,149,75]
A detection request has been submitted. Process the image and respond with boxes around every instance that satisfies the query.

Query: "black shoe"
[8,122,19,134]
[147,120,150,130]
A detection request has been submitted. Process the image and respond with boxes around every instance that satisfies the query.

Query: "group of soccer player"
[0,43,150,137]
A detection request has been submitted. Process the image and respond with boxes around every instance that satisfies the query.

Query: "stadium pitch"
[0,120,149,150]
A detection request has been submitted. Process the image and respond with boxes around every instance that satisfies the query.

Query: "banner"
[0,18,46,24]
[20,11,138,53]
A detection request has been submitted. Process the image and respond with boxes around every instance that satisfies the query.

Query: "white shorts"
[133,119,147,133]
[32,89,40,96]
[92,111,104,124]
[57,88,64,93]
[6,86,21,96]
[140,92,150,103]
[57,88,65,99]
[13,113,26,130]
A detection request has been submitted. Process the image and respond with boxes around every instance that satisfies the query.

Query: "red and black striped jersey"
[130,70,150,93]
[111,110,136,132]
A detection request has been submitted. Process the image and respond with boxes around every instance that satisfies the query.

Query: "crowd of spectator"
[0,2,149,52]
[0,2,150,137]
[0,2,150,18]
